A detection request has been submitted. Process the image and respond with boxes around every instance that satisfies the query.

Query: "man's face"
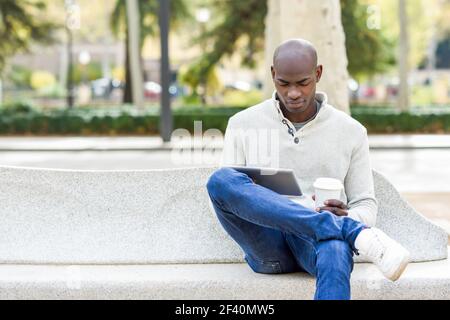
[271,62,322,115]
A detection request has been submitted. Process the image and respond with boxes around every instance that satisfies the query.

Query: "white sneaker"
[354,228,410,281]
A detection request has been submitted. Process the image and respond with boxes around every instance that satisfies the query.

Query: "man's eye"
[279,83,288,86]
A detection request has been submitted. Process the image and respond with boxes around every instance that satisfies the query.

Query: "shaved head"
[273,38,318,69]
[270,38,323,123]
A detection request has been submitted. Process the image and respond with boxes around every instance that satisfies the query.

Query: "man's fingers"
[324,199,347,209]
[318,206,337,213]
[316,206,348,216]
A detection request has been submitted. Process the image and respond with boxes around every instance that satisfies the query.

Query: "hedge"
[0,103,450,135]
[0,105,247,135]
[351,107,450,133]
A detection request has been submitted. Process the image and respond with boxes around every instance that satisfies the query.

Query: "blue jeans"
[206,167,367,300]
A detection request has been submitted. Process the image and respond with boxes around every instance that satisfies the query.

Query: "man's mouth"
[287,100,306,105]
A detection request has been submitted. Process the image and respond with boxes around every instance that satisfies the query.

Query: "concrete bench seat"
[1,257,450,300]
[0,165,448,299]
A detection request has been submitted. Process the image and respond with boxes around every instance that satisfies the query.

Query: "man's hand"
[312,195,348,217]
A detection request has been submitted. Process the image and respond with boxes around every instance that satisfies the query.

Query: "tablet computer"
[227,166,302,196]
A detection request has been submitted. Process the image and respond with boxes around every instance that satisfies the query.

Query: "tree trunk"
[126,0,144,108]
[264,0,350,113]
[0,78,3,106]
[159,0,173,142]
[398,0,410,111]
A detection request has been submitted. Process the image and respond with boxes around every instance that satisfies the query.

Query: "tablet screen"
[227,166,302,196]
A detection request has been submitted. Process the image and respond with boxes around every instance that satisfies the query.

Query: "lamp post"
[195,7,210,105]
[65,0,80,109]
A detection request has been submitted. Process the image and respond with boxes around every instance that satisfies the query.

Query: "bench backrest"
[0,166,447,264]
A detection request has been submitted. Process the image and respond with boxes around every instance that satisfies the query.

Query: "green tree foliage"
[111,0,189,45]
[110,0,190,103]
[0,0,57,73]
[7,65,32,88]
[375,0,450,70]
[341,0,395,80]
[184,0,395,93]
[183,0,266,93]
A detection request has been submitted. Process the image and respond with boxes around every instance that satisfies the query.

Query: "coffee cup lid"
[313,177,343,190]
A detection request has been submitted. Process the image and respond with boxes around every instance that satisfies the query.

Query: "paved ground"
[0,134,450,151]
[0,135,448,242]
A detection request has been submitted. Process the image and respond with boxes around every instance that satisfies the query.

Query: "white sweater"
[220,91,378,227]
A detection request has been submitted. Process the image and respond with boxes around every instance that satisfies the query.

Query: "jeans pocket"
[245,256,283,274]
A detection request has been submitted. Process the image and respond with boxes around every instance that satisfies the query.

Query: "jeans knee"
[316,240,354,274]
[207,168,229,197]
[206,167,241,200]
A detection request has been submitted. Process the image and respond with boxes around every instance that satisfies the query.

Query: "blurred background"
[0,0,449,119]
[0,0,449,240]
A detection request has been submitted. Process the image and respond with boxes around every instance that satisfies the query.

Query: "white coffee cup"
[313,177,344,209]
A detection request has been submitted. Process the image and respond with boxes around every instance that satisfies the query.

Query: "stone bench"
[0,165,448,299]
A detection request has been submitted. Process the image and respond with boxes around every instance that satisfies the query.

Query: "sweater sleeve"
[345,127,378,227]
[220,116,246,166]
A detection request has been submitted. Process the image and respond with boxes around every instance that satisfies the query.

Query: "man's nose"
[287,88,302,100]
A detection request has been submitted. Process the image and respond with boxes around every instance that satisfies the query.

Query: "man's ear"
[316,65,323,82]
[271,66,275,79]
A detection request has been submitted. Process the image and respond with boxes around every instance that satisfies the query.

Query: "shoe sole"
[388,251,410,282]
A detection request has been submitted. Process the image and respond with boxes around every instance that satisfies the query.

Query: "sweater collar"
[271,91,329,124]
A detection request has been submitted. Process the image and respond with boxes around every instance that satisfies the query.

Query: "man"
[206,39,410,300]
